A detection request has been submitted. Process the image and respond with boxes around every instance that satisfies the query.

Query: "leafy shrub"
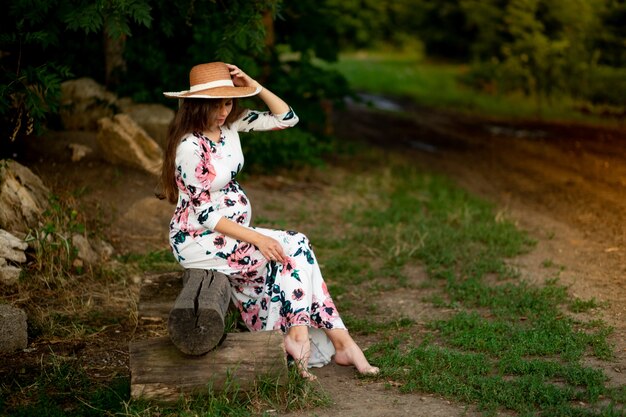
[581,65,626,106]
[242,129,333,172]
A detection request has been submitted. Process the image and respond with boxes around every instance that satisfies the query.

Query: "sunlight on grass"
[285,153,623,416]
[327,51,619,125]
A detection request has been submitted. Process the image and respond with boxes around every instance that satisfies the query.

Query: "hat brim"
[163,85,261,99]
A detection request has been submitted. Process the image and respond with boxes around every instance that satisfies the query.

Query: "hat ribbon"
[189,79,234,92]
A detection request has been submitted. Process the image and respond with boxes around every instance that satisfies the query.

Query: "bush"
[581,65,626,106]
[241,129,333,172]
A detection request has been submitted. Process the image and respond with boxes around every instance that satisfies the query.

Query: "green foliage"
[1,0,350,172]
[24,194,90,286]
[0,0,152,146]
[118,248,181,272]
[241,127,333,172]
[0,354,129,416]
[334,52,623,124]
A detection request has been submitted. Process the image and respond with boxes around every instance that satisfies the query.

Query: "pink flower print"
[272,315,287,332]
[173,201,189,227]
[292,288,305,301]
[281,257,296,276]
[213,234,226,248]
[321,281,331,298]
[195,151,216,189]
[239,194,248,205]
[288,309,310,327]
[320,298,338,323]
[175,171,186,192]
[227,242,262,274]
[240,302,262,331]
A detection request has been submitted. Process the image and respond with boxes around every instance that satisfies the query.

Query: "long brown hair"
[158,98,244,204]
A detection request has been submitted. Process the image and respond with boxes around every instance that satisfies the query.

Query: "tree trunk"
[168,269,231,355]
[103,30,127,88]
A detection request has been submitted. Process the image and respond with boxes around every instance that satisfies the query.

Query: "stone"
[0,229,28,263]
[0,160,50,234]
[71,234,115,265]
[0,258,21,285]
[72,234,99,265]
[92,237,114,261]
[121,103,174,149]
[68,143,93,162]
[97,114,163,176]
[0,304,28,353]
[59,78,117,131]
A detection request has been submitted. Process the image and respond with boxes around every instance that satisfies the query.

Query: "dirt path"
[336,99,626,374]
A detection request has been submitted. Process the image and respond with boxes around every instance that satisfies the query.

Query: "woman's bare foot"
[284,326,317,380]
[325,329,379,375]
[334,341,380,375]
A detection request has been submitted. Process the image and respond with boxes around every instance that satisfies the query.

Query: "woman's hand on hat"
[226,64,261,89]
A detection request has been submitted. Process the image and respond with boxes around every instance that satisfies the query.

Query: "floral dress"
[169,108,344,366]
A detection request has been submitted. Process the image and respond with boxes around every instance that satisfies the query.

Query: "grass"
[1,352,328,417]
[287,152,623,416]
[326,51,622,126]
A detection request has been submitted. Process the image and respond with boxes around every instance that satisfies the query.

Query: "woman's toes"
[360,365,380,376]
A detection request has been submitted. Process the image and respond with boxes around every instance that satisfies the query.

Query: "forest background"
[2,0,625,158]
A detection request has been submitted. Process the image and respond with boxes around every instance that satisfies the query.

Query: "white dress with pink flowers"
[169,108,344,366]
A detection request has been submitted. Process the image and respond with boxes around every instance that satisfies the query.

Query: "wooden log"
[129,331,287,402]
[168,269,231,355]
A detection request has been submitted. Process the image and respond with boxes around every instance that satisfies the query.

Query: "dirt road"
[336,96,626,358]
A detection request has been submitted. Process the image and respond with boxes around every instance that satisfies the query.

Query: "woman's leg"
[284,325,316,380]
[325,328,379,375]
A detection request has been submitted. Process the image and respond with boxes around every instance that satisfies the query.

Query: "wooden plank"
[168,270,231,355]
[129,331,287,402]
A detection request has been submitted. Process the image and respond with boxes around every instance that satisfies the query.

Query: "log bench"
[129,269,288,402]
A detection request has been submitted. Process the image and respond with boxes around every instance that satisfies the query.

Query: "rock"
[68,143,93,162]
[0,258,21,285]
[0,229,28,263]
[92,238,115,261]
[97,114,163,176]
[121,103,174,149]
[0,304,28,353]
[0,160,50,234]
[72,234,99,265]
[59,78,117,131]
[72,234,115,265]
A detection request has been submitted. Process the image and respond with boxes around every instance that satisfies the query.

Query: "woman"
[161,62,378,379]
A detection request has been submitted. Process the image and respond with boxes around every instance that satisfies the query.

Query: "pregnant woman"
[160,62,378,379]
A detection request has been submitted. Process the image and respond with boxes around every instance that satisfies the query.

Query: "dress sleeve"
[175,138,223,231]
[231,107,299,133]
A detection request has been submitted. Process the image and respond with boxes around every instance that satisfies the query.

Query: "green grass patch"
[118,248,181,272]
[327,51,621,125]
[295,157,623,415]
[342,315,414,335]
[1,355,328,417]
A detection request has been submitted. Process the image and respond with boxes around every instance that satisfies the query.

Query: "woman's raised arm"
[226,64,290,115]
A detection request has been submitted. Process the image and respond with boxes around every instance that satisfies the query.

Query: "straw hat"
[163,62,262,99]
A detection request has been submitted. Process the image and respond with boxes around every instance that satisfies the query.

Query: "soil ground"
[4,99,625,416]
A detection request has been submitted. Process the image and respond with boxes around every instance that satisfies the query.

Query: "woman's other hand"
[253,234,288,264]
[226,64,261,89]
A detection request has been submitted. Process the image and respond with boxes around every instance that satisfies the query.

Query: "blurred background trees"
[1,0,624,150]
